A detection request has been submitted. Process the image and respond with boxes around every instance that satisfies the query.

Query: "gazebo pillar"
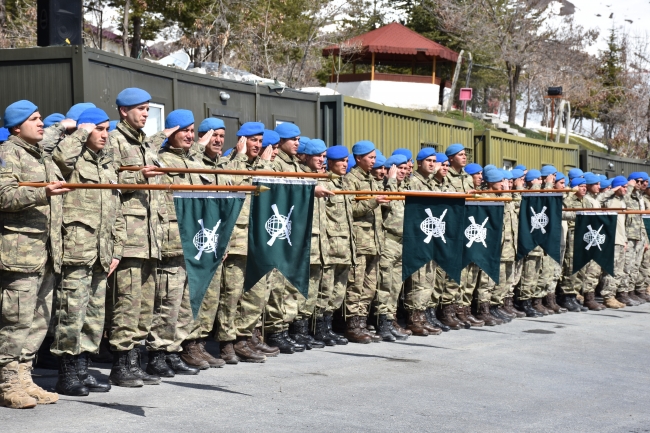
[432,56,437,84]
[371,52,375,80]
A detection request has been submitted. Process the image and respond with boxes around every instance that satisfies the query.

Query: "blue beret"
[525,169,542,182]
[445,143,464,157]
[611,176,627,188]
[599,174,607,182]
[583,172,594,178]
[501,169,513,180]
[326,145,349,160]
[511,169,524,179]
[375,149,384,159]
[483,164,497,172]
[555,172,565,182]
[198,118,225,133]
[392,148,412,161]
[275,122,301,138]
[514,164,527,171]
[297,136,310,154]
[641,172,649,181]
[485,170,504,183]
[109,120,118,132]
[416,148,436,161]
[584,173,601,185]
[540,165,557,177]
[0,127,9,143]
[77,108,110,127]
[347,157,356,173]
[436,152,448,163]
[299,136,311,145]
[465,163,482,175]
[628,172,645,181]
[165,109,194,130]
[262,129,280,148]
[43,113,65,128]
[237,122,264,137]
[352,140,375,156]
[3,100,38,128]
[223,148,233,157]
[66,103,96,121]
[600,179,612,188]
[568,168,583,179]
[304,139,327,155]
[570,178,586,187]
[373,155,386,169]
[116,88,151,107]
[385,154,408,168]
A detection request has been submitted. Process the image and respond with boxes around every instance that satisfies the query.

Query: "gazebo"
[322,22,459,111]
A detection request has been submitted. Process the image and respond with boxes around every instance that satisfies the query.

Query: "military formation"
[0,88,648,410]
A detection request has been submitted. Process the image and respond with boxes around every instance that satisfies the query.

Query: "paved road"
[2,305,650,432]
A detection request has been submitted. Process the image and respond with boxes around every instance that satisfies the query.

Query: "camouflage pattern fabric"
[377,236,402,319]
[217,254,247,342]
[623,239,645,293]
[345,254,380,317]
[405,261,435,311]
[519,256,542,300]
[235,269,278,338]
[602,244,626,298]
[185,264,222,340]
[319,264,349,314]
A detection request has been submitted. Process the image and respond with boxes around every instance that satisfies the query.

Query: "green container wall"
[580,150,650,178]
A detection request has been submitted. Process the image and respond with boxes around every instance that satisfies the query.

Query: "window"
[503,160,515,170]
[142,102,165,136]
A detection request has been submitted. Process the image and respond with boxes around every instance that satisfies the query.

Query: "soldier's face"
[170,124,195,150]
[407,160,413,174]
[437,162,450,178]
[305,151,326,172]
[356,151,376,172]
[246,135,263,159]
[14,111,44,144]
[576,184,587,197]
[587,183,600,194]
[488,181,503,190]
[396,164,408,181]
[451,150,466,168]
[419,156,436,175]
[371,166,386,181]
[634,179,646,191]
[555,179,566,189]
[471,172,482,187]
[121,103,149,130]
[280,137,300,156]
[271,144,280,161]
[202,129,224,157]
[86,121,110,152]
[328,157,348,176]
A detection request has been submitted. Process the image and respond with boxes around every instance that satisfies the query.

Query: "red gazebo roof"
[322,22,459,62]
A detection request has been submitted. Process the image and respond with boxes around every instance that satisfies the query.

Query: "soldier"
[391,148,413,180]
[262,129,281,161]
[465,163,483,189]
[343,141,389,343]
[370,155,387,181]
[50,108,124,396]
[506,169,526,318]
[0,100,71,408]
[623,172,649,305]
[198,118,226,169]
[108,88,177,387]
[542,172,568,314]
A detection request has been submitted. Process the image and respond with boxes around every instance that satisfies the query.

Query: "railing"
[333,73,444,86]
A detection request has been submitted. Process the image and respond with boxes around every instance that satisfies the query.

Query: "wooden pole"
[472,189,571,194]
[371,52,375,81]
[432,56,437,84]
[335,190,471,198]
[563,208,625,212]
[19,182,266,193]
[356,196,512,202]
[119,166,336,179]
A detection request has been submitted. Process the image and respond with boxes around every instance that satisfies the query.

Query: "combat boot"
[463,305,484,327]
[109,351,143,387]
[617,291,637,307]
[387,319,409,341]
[496,304,515,319]
[313,316,337,346]
[220,341,242,362]
[233,337,266,363]
[437,304,462,330]
[531,298,549,315]
[520,299,543,317]
[0,361,37,409]
[546,293,567,314]
[583,292,606,311]
[249,328,281,356]
[166,353,201,374]
[635,289,650,302]
[406,310,429,336]
[55,355,88,397]
[559,294,582,312]
[146,351,175,377]
[18,361,59,404]
[419,310,442,335]
[490,305,510,323]
[603,296,625,309]
[77,353,111,392]
[265,332,295,354]
[290,319,325,349]
[344,316,372,344]
[359,316,382,342]
[474,302,498,326]
[504,297,526,318]
[128,348,161,385]
[196,339,226,367]
[454,305,473,327]
[425,307,450,332]
[376,314,398,341]
[325,313,348,345]
[283,331,307,352]
[628,290,646,304]
[180,340,210,370]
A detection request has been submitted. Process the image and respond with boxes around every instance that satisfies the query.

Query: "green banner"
[643,216,650,241]
[174,192,245,318]
[516,193,563,263]
[461,202,504,283]
[244,178,315,297]
[402,196,466,283]
[572,212,616,275]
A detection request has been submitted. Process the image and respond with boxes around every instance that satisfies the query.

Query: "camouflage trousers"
[602,244,626,298]
[109,257,157,352]
[511,259,523,296]
[427,266,446,309]
[345,254,379,317]
[235,269,276,338]
[405,261,436,312]
[0,261,55,368]
[186,264,222,341]
[294,265,321,321]
[441,264,480,306]
[146,256,195,353]
[560,230,580,295]
[376,237,402,318]
[488,261,515,305]
[536,254,561,298]
[318,264,349,315]
[637,247,650,292]
[519,255,542,300]
[51,261,107,356]
[265,276,300,333]
[623,239,645,292]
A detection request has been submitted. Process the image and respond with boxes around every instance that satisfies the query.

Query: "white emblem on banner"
[193,219,221,260]
[421,208,447,244]
[465,216,489,248]
[530,206,549,234]
[266,204,294,246]
[583,224,606,251]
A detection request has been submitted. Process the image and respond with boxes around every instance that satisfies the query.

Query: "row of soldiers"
[0,88,647,410]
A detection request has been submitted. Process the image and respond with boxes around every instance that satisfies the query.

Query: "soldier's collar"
[350,165,370,180]
[117,120,146,144]
[6,135,43,159]
[277,150,299,165]
[448,166,464,176]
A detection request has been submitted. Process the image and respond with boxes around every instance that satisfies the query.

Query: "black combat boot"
[127,348,161,384]
[109,351,143,387]
[166,353,200,375]
[425,307,450,332]
[490,305,512,323]
[559,294,582,312]
[77,353,111,392]
[520,299,543,317]
[282,331,306,352]
[266,332,296,354]
[146,351,175,377]
[376,314,397,342]
[325,314,348,345]
[290,319,325,349]
[387,318,409,341]
[313,316,337,346]
[55,355,89,396]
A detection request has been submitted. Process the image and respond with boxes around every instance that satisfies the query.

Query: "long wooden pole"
[619,211,650,215]
[119,166,336,179]
[564,208,625,212]
[18,182,267,193]
[335,190,472,198]
[473,189,571,194]
[356,196,512,202]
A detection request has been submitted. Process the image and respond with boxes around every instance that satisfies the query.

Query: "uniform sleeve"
[112,205,126,260]
[40,124,66,156]
[0,148,48,211]
[343,175,380,217]
[110,135,147,186]
[145,131,168,153]
[562,196,576,222]
[52,129,89,178]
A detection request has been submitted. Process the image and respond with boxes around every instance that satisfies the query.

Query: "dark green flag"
[516,193,563,263]
[572,212,617,275]
[244,178,315,297]
[174,192,245,318]
[461,202,504,283]
[402,196,466,283]
[643,216,650,240]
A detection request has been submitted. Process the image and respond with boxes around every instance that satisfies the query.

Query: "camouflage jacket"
[343,166,384,256]
[272,149,303,173]
[562,193,593,231]
[202,151,224,169]
[381,177,406,239]
[41,123,67,156]
[0,135,64,273]
[483,191,516,262]
[409,171,434,191]
[302,164,328,265]
[432,174,453,192]
[52,129,125,271]
[445,166,474,192]
[603,191,628,245]
[625,188,647,241]
[108,121,167,259]
[322,176,356,265]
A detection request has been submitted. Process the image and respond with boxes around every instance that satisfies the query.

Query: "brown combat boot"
[392,320,412,336]
[219,341,240,364]
[0,362,37,409]
[617,291,636,306]
[474,302,498,326]
[249,328,280,357]
[419,310,442,335]
[180,340,210,370]
[532,297,549,315]
[504,297,526,318]
[463,305,484,327]
[18,362,58,404]
[583,292,605,311]
[548,293,567,313]
[344,316,372,344]
[603,296,624,309]
[437,305,462,330]
[233,337,266,363]
[635,289,650,302]
[628,290,646,304]
[454,304,472,327]
[359,317,382,342]
[406,310,429,336]
[196,340,226,368]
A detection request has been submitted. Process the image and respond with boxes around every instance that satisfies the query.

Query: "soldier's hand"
[628,179,636,186]
[646,243,649,252]
[376,195,390,204]
[532,179,542,185]
[141,165,164,178]
[260,145,273,161]
[197,129,214,147]
[78,123,96,134]
[388,164,398,179]
[315,185,334,198]
[163,125,180,138]
[514,177,525,188]
[222,253,228,263]
[108,258,120,277]
[236,136,247,155]
[45,181,73,196]
[60,118,77,131]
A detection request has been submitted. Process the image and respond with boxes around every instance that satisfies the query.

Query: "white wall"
[326,80,442,111]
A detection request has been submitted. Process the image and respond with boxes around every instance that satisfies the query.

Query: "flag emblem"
[421,208,447,244]
[583,224,605,251]
[464,216,488,248]
[266,204,294,246]
[530,206,549,233]
[193,219,221,260]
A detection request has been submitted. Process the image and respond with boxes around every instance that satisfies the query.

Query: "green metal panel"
[580,150,650,178]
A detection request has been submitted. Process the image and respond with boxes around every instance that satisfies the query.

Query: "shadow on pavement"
[164,380,252,396]
[68,400,155,417]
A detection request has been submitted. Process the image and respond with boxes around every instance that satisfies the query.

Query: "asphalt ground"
[2,305,650,432]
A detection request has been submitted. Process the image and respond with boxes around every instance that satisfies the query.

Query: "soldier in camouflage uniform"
[637,186,650,300]
[622,172,649,305]
[50,108,125,396]
[198,118,226,168]
[0,100,69,408]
